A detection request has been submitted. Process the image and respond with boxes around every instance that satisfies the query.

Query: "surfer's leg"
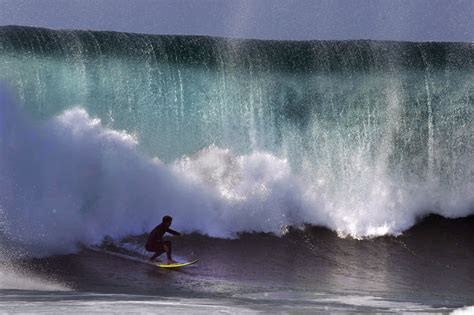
[148,242,166,261]
[150,248,165,261]
[163,241,172,260]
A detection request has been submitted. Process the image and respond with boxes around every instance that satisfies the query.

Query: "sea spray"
[0,266,70,291]
[1,88,472,257]
[0,88,314,256]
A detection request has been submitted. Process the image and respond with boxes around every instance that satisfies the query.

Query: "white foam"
[451,306,474,315]
[235,291,437,312]
[0,294,256,314]
[0,86,472,257]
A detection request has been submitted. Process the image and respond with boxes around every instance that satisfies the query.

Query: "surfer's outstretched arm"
[166,228,181,236]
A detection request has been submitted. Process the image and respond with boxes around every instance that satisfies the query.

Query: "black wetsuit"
[145,223,180,259]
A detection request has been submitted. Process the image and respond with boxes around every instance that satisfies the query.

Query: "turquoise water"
[1,26,471,166]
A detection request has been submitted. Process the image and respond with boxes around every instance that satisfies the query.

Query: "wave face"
[0,26,473,256]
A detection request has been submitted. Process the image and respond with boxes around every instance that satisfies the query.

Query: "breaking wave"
[0,26,472,257]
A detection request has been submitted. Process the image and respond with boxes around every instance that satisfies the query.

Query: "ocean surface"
[0,26,473,313]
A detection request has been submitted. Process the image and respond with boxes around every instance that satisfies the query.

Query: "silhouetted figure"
[145,215,182,264]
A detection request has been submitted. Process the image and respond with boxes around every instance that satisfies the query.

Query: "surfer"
[145,215,183,264]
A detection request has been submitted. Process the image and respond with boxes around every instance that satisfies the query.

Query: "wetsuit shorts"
[145,240,167,252]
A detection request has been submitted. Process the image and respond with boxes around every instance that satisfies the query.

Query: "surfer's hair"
[162,215,173,223]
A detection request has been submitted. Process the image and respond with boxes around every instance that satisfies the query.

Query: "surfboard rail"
[156,259,199,268]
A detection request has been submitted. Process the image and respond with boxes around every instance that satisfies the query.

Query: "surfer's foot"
[167,259,178,265]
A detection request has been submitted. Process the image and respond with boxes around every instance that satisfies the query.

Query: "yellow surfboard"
[157,259,199,268]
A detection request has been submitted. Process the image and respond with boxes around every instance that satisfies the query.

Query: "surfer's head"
[162,215,173,227]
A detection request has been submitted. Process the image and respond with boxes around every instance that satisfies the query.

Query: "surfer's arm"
[166,228,181,236]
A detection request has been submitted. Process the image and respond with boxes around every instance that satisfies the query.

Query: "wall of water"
[0,26,472,253]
